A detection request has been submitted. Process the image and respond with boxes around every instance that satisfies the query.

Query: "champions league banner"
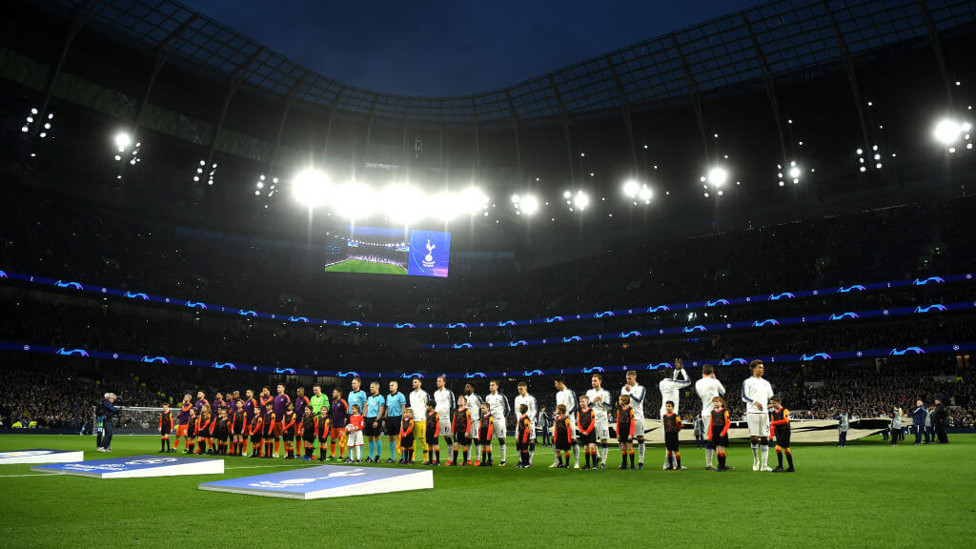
[0,449,84,465]
[199,465,433,500]
[408,229,451,278]
[32,455,224,478]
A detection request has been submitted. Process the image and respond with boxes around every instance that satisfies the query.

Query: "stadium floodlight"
[114,131,132,152]
[381,183,424,224]
[428,191,463,222]
[622,179,640,198]
[933,118,963,145]
[458,186,490,215]
[520,194,540,215]
[291,168,331,208]
[573,191,590,211]
[334,181,375,220]
[706,166,729,187]
[638,186,653,204]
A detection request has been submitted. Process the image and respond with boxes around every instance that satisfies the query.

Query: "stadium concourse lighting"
[114,131,132,152]
[292,168,331,208]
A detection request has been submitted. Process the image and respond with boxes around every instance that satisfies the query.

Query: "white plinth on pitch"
[31,455,224,478]
[199,465,433,500]
[0,449,84,465]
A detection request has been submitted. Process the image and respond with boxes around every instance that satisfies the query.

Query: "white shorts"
[492,418,507,438]
[633,418,645,438]
[347,430,363,447]
[747,413,770,438]
[594,420,610,441]
[439,417,453,437]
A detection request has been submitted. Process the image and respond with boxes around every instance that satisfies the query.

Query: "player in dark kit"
[476,403,495,466]
[708,396,731,471]
[158,403,174,453]
[399,410,416,464]
[616,395,636,469]
[185,408,198,454]
[174,396,192,452]
[516,404,533,468]
[212,410,229,455]
[281,402,297,459]
[300,407,316,460]
[662,401,683,470]
[424,401,440,465]
[231,400,247,456]
[262,403,276,459]
[329,389,349,460]
[576,395,597,469]
[195,407,212,455]
[769,395,795,472]
[248,408,264,457]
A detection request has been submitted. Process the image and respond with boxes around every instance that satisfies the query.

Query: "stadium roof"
[41,0,976,123]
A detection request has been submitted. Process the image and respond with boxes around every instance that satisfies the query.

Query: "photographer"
[97,393,120,452]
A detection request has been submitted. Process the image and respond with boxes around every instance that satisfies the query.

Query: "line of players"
[155,359,795,472]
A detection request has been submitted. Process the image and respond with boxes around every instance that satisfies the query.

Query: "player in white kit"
[621,370,647,469]
[433,376,456,450]
[553,376,579,468]
[742,360,775,472]
[463,383,483,463]
[514,382,538,464]
[695,364,725,469]
[658,360,692,469]
[585,373,612,468]
[485,381,511,466]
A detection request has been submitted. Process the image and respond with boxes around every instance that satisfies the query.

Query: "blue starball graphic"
[620,331,642,338]
[185,301,207,309]
[401,372,424,379]
[914,304,948,313]
[705,299,729,307]
[336,371,360,378]
[769,292,795,301]
[0,270,6,278]
[394,323,416,329]
[719,358,748,366]
[465,372,486,379]
[509,340,528,347]
[889,347,925,356]
[447,322,467,328]
[594,311,615,318]
[582,366,605,373]
[274,368,297,375]
[683,325,707,333]
[829,312,860,321]
[752,319,780,327]
[497,320,516,327]
[141,356,169,364]
[912,276,945,286]
[452,343,473,349]
[545,316,564,323]
[341,321,362,327]
[239,310,257,317]
[124,291,149,300]
[56,348,89,357]
[562,336,582,343]
[800,352,832,361]
[837,285,866,293]
[523,369,544,377]
[212,362,237,370]
[55,280,83,290]
[646,362,671,370]
[288,316,310,323]
[646,305,670,313]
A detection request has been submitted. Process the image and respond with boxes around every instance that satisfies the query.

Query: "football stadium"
[1,0,976,547]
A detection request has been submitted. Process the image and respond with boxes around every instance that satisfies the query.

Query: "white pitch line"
[0,473,59,478]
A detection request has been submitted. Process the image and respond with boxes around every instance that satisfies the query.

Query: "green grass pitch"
[324,259,407,275]
[1,434,973,548]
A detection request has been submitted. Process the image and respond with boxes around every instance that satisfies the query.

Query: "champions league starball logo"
[248,468,367,489]
[422,239,436,268]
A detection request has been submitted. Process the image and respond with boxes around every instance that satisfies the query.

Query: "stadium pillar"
[549,75,575,184]
[35,1,91,137]
[134,14,198,131]
[741,12,788,164]
[916,0,955,107]
[671,35,710,161]
[505,90,523,178]
[603,54,638,177]
[821,0,871,150]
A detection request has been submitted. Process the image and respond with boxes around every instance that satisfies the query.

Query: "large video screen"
[323,226,451,278]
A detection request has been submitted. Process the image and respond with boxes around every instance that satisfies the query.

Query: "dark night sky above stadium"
[181,0,762,96]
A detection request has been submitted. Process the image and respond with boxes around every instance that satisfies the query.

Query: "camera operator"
[97,393,120,452]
